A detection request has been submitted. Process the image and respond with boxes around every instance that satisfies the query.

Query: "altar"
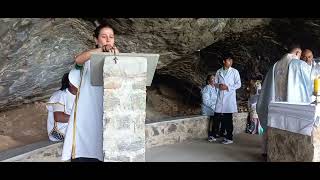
[267,102,320,161]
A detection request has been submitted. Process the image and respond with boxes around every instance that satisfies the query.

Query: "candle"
[314,78,320,94]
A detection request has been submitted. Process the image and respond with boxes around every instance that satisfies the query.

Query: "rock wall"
[0,18,93,110]
[146,113,248,148]
[2,18,320,118]
[0,18,269,114]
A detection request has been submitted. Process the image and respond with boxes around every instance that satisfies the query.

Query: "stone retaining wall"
[2,113,248,162]
[268,127,320,162]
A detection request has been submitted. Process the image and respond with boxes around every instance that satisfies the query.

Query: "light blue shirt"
[287,59,312,103]
[221,67,229,77]
[201,85,218,116]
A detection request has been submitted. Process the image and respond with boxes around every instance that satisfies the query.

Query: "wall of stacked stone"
[145,113,248,148]
[2,113,248,162]
[145,116,208,149]
[232,113,248,135]
[1,143,63,162]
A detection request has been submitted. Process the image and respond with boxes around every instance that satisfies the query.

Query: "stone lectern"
[90,52,159,162]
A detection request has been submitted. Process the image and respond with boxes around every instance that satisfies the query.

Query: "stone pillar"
[268,127,320,162]
[102,57,147,162]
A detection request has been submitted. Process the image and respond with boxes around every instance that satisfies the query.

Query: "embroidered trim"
[47,102,66,114]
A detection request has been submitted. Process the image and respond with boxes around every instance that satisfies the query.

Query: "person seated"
[47,69,80,142]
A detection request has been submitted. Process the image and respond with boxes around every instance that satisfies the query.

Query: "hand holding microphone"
[102,44,119,53]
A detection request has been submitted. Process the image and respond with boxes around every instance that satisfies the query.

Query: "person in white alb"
[62,23,119,162]
[47,69,80,142]
[257,44,302,159]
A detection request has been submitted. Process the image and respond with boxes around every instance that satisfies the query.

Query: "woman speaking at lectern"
[62,23,119,162]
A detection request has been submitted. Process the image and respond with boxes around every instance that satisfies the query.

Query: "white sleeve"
[228,70,241,91]
[46,91,65,112]
[52,103,64,112]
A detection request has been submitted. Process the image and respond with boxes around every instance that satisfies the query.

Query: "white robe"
[47,89,75,142]
[274,53,297,101]
[214,67,241,113]
[257,53,300,130]
[287,59,313,103]
[62,60,104,161]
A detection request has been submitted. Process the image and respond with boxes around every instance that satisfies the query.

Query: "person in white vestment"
[257,44,302,159]
[301,49,314,66]
[62,23,119,162]
[287,49,314,103]
[47,70,80,142]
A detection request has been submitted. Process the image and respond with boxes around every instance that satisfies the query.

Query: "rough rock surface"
[0,18,94,110]
[1,18,319,117]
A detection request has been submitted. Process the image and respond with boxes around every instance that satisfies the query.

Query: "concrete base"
[147,133,263,162]
[0,114,250,162]
[1,133,263,162]
[268,127,320,162]
[0,140,60,162]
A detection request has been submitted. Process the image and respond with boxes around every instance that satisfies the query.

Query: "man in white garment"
[301,49,314,66]
[47,69,80,142]
[287,49,314,103]
[62,23,119,162]
[257,44,302,159]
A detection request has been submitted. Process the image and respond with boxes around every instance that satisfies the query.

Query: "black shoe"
[262,153,267,161]
[262,153,267,157]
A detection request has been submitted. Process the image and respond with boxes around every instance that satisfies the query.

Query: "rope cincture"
[71,66,84,160]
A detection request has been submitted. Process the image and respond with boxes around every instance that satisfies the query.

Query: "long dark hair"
[205,74,214,85]
[60,73,70,91]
